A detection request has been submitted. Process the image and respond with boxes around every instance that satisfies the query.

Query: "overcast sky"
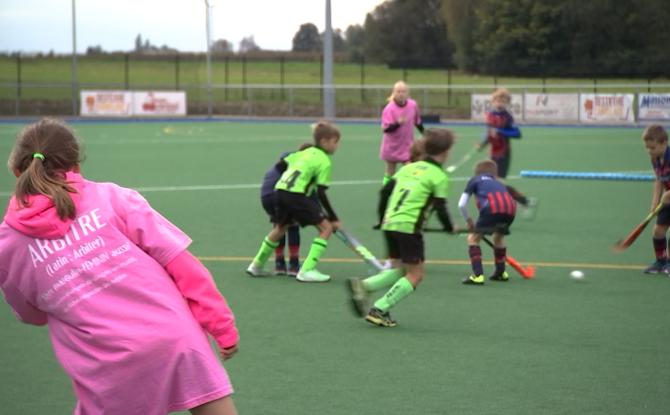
[0,0,385,53]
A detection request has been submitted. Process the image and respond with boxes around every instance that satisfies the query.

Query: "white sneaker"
[246,262,268,277]
[296,269,331,282]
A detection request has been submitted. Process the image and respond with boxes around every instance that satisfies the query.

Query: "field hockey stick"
[334,228,385,271]
[424,228,535,279]
[446,146,478,173]
[613,202,664,252]
[481,236,536,279]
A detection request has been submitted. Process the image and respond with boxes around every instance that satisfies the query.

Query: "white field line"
[1,175,518,197]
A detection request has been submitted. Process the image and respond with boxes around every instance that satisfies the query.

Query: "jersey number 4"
[282,170,301,189]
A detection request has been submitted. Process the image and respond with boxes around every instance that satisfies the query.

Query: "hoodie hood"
[4,171,83,239]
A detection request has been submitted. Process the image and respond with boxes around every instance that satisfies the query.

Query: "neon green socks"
[253,237,279,266]
[374,277,414,312]
[301,237,328,272]
[362,268,404,291]
[382,174,392,186]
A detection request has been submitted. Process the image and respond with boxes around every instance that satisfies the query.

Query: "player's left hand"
[220,345,238,360]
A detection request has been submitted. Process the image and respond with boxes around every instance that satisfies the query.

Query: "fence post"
[224,56,229,101]
[242,55,248,99]
[280,55,285,99]
[360,56,365,103]
[124,53,129,90]
[288,87,294,117]
[174,53,180,90]
[15,54,21,116]
[447,68,452,107]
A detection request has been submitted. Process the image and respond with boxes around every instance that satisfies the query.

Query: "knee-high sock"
[374,277,414,312]
[494,247,506,274]
[287,226,300,262]
[506,185,528,206]
[469,245,483,276]
[301,237,328,272]
[362,268,404,292]
[654,237,667,261]
[253,237,279,266]
[275,235,286,262]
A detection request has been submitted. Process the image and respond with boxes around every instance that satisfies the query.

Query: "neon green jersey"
[381,159,449,233]
[275,146,332,194]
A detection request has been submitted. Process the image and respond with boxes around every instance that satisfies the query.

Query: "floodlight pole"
[71,0,78,115]
[205,0,213,117]
[323,0,335,119]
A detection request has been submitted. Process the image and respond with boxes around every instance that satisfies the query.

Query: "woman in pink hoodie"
[379,81,424,186]
[0,119,239,415]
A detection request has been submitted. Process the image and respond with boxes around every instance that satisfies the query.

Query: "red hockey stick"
[613,202,664,252]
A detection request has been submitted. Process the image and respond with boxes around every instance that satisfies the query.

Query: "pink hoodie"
[0,172,237,414]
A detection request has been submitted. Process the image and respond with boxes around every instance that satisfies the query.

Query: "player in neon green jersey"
[349,128,458,326]
[247,122,342,283]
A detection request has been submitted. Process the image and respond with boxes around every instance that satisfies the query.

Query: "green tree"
[292,23,322,52]
[345,24,366,61]
[363,0,454,68]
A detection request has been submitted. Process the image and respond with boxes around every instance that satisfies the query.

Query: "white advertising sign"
[579,94,635,123]
[132,91,187,116]
[524,93,579,122]
[80,91,132,116]
[471,94,523,121]
[638,94,670,121]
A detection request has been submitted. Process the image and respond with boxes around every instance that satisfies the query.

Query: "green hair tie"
[33,153,45,161]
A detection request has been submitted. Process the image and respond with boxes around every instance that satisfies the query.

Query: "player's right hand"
[661,191,670,205]
[330,220,342,231]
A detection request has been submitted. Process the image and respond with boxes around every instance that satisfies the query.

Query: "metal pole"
[71,0,78,115]
[205,0,213,117]
[323,0,335,119]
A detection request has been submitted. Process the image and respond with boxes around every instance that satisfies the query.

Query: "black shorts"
[475,213,515,235]
[261,194,277,223]
[275,190,326,227]
[384,231,424,265]
[657,204,670,226]
[492,156,510,178]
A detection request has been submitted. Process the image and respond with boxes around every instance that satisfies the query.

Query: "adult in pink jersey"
[379,81,424,185]
[0,119,239,415]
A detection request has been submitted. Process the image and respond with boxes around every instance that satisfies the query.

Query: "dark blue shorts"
[475,213,515,235]
[657,204,670,226]
[492,156,510,178]
[384,231,424,264]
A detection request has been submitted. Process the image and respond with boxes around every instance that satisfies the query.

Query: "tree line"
[53,0,670,78]
[293,0,668,77]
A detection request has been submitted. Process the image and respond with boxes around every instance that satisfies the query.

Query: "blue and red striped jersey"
[485,109,515,159]
[464,174,516,215]
[652,146,670,190]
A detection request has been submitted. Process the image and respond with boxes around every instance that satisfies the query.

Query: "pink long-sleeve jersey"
[0,172,237,415]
